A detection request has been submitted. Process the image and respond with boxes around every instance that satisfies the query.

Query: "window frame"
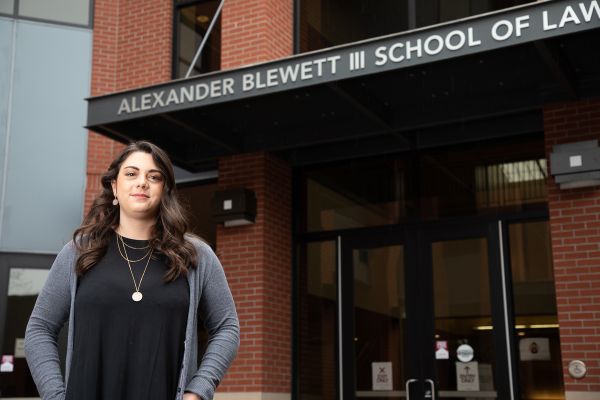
[0,0,94,29]
[172,0,222,79]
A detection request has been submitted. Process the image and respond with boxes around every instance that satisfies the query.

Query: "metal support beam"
[185,0,225,78]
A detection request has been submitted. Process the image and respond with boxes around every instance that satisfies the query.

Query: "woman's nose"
[136,176,148,187]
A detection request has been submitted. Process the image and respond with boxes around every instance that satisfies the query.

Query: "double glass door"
[341,221,514,400]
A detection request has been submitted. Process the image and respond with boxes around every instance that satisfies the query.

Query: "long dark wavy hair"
[73,141,197,281]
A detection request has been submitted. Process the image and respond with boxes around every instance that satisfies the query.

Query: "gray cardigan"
[24,237,240,400]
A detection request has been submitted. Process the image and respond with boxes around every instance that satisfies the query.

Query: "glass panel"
[416,0,536,28]
[297,241,338,400]
[301,134,545,233]
[304,158,414,232]
[1,268,53,397]
[0,0,14,15]
[18,0,90,26]
[509,221,565,400]
[299,0,409,52]
[432,238,498,399]
[177,182,218,246]
[175,0,221,78]
[353,245,406,399]
[420,136,547,220]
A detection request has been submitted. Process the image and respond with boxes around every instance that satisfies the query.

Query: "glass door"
[0,253,61,399]
[419,223,510,400]
[342,231,418,400]
[341,221,515,400]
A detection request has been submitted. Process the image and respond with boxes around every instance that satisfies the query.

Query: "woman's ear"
[111,180,117,197]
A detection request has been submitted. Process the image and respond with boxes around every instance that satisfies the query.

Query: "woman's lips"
[131,194,149,198]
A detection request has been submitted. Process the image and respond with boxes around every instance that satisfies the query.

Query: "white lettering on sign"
[117,78,236,115]
[544,1,600,30]
[242,56,340,92]
[492,15,530,41]
[374,27,481,65]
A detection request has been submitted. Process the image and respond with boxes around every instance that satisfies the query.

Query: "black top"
[66,232,190,400]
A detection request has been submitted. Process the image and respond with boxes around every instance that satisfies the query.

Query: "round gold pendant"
[132,291,143,302]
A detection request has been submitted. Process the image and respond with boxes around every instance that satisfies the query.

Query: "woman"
[24,141,239,400]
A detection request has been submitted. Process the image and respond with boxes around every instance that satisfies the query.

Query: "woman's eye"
[125,172,135,177]
[149,175,162,181]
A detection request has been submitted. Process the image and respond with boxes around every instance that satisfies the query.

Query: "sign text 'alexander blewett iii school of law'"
[86,0,600,125]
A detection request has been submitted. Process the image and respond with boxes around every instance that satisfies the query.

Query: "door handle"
[405,379,418,400]
[425,379,436,400]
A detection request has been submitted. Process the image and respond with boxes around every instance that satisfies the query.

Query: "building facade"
[2,1,600,400]
[0,1,92,398]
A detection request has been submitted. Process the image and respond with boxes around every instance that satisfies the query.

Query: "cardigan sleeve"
[24,241,75,400]
[185,244,240,400]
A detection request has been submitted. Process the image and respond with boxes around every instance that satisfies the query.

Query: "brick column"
[544,98,600,400]
[86,0,172,212]
[216,153,292,400]
[221,0,293,69]
[216,2,294,399]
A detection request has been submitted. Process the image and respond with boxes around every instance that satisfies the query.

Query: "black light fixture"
[550,140,600,189]
[212,188,257,227]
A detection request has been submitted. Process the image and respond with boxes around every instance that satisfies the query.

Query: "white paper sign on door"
[519,338,551,361]
[372,361,393,391]
[456,361,479,391]
[436,340,449,359]
[1,355,14,373]
[14,338,25,358]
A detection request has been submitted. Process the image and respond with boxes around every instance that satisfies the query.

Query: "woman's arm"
[24,242,75,400]
[185,246,240,400]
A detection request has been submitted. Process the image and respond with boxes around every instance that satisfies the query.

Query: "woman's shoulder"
[184,233,212,251]
[184,233,218,262]
[57,239,79,259]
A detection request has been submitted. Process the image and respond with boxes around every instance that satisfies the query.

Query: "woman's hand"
[183,392,201,400]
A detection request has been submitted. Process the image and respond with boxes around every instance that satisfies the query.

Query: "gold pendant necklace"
[117,234,153,302]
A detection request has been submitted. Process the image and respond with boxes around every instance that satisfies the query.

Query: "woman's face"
[111,151,165,220]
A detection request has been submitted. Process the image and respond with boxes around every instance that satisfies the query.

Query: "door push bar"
[405,378,436,400]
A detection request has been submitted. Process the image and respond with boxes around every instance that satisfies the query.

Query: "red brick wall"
[86,0,172,212]
[545,97,600,393]
[221,0,293,69]
[216,153,292,393]
[217,1,294,395]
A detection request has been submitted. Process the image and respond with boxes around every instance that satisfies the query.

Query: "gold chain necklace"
[116,235,152,262]
[117,234,153,302]
[122,241,150,250]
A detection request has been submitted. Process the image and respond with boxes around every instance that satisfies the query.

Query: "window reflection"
[305,158,411,232]
[432,238,497,396]
[509,221,565,400]
[353,245,406,398]
[18,0,90,26]
[0,0,14,15]
[416,0,535,28]
[302,135,546,232]
[174,0,221,78]
[1,268,54,397]
[299,0,535,53]
[299,0,409,52]
[297,241,338,400]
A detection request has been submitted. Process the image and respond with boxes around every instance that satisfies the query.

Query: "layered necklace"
[116,233,153,302]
